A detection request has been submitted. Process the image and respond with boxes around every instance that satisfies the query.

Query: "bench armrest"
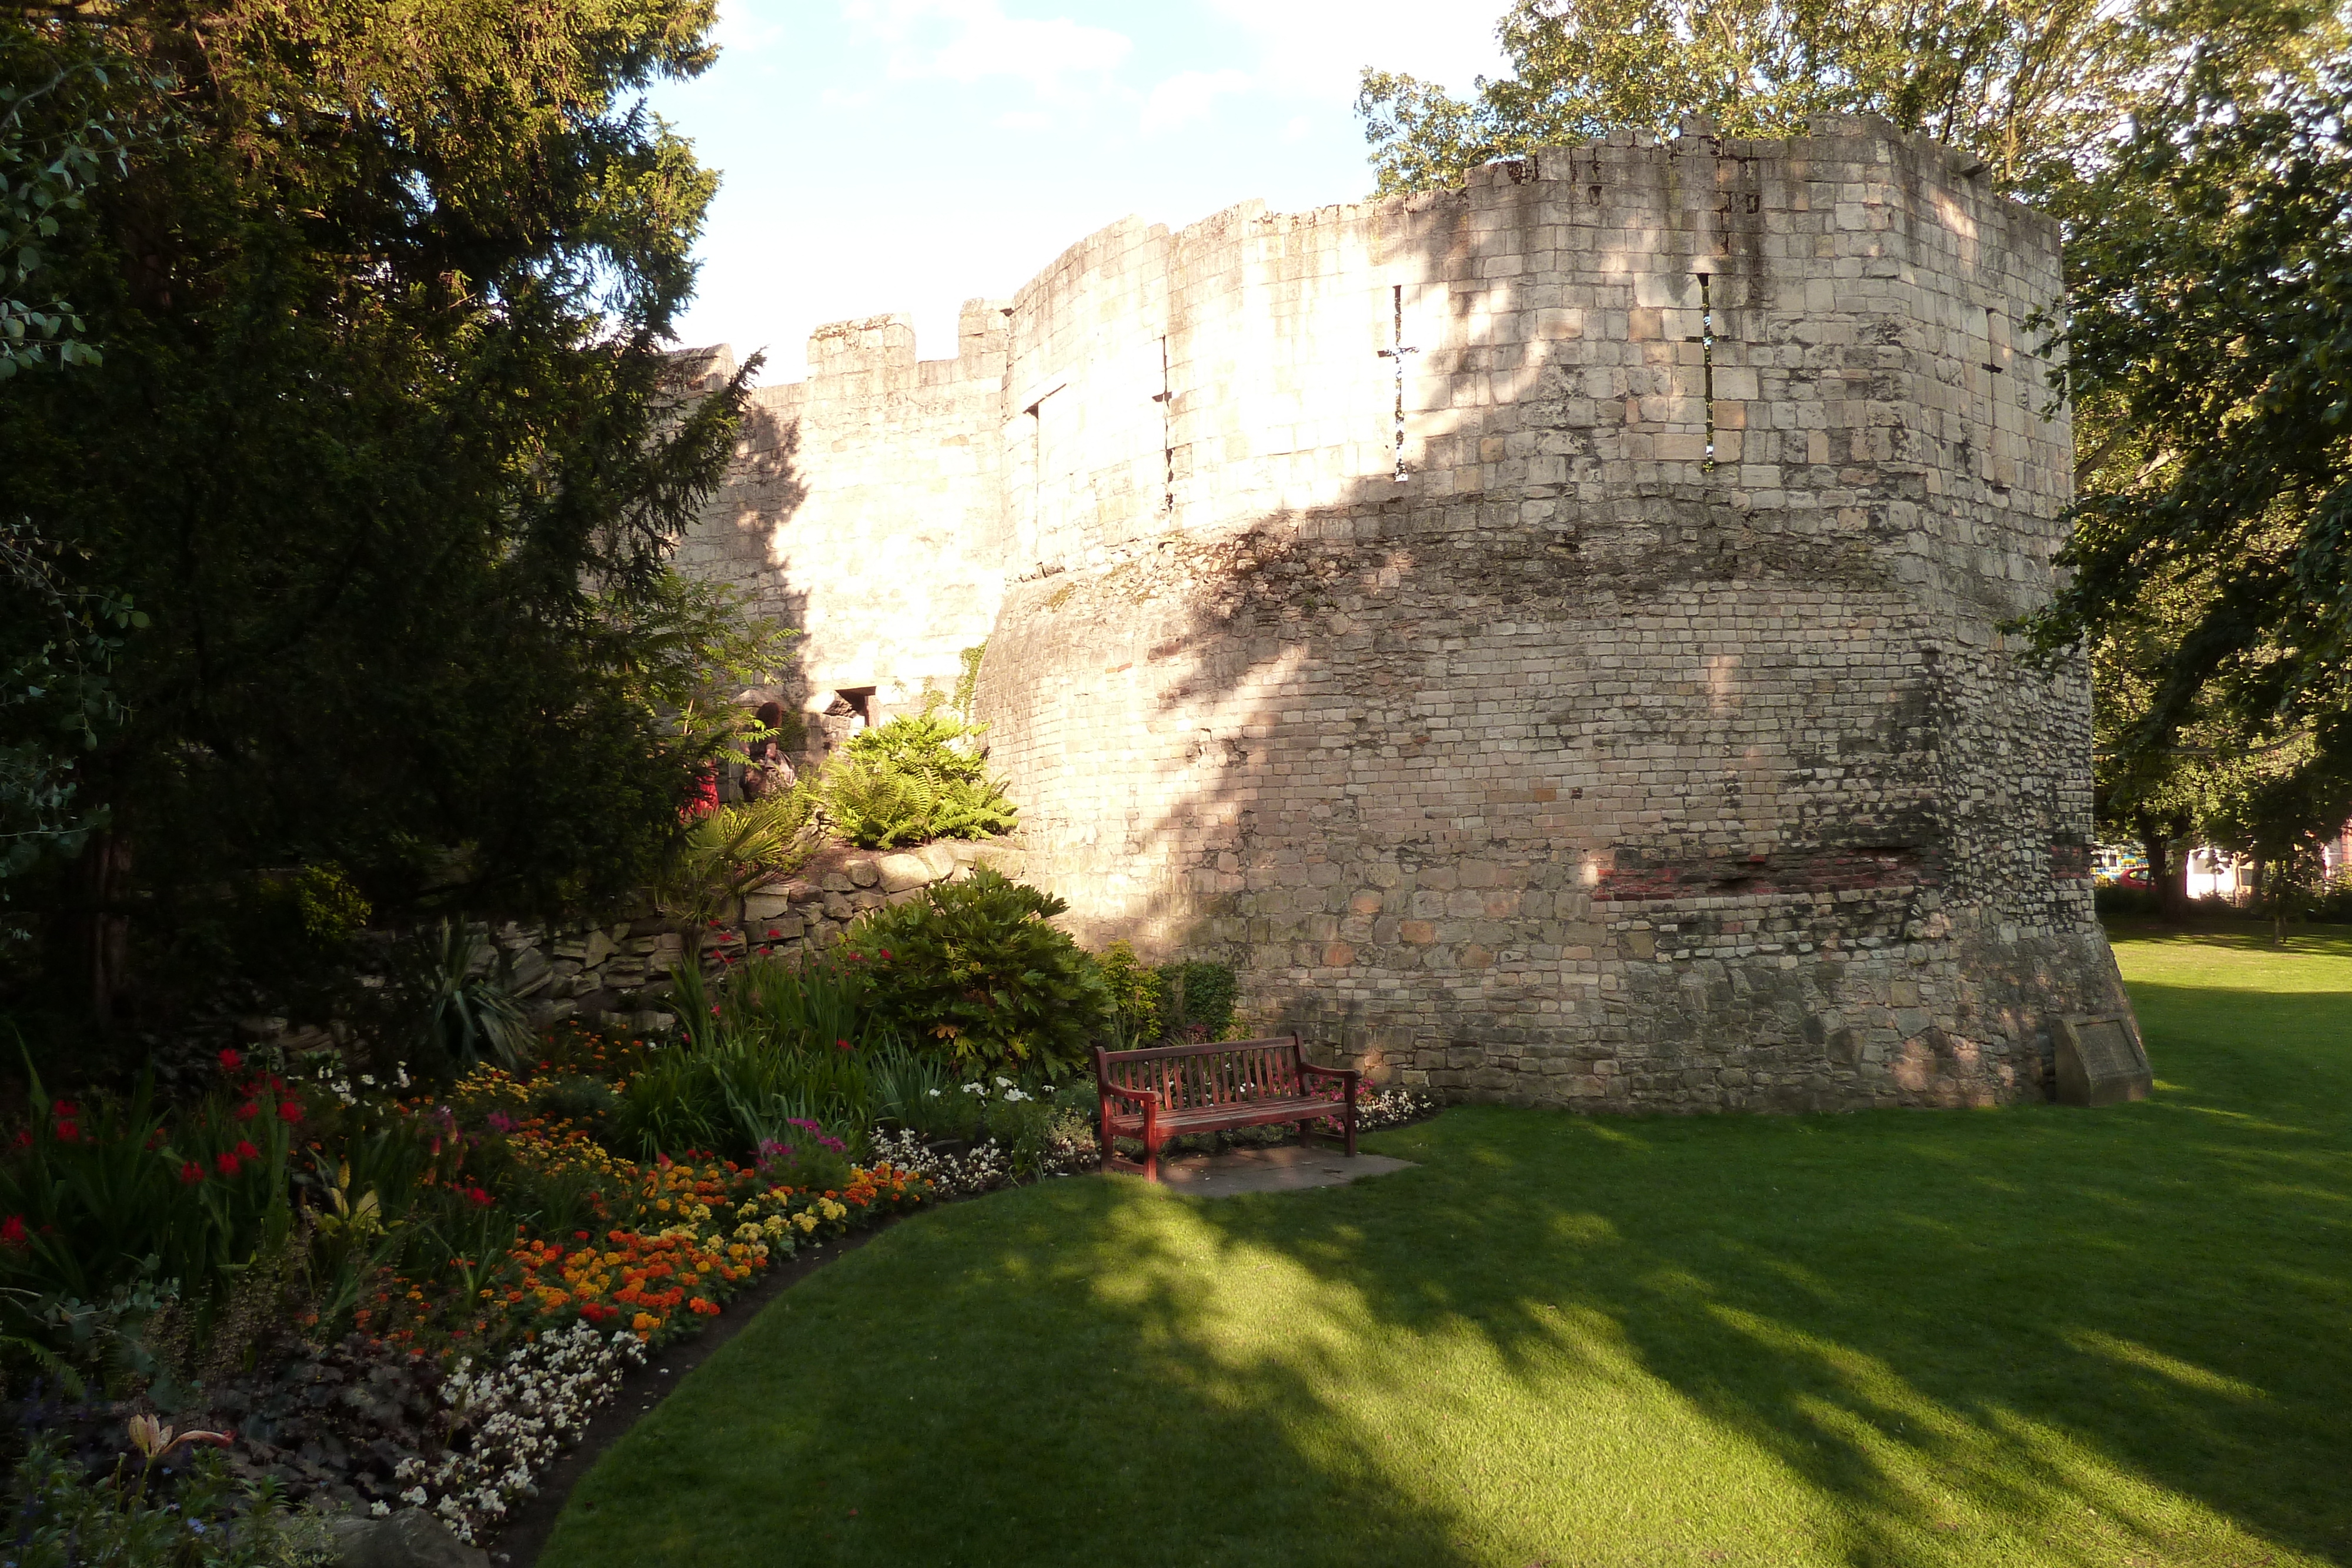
[1100,1082,1160,1107]
[1297,1062,1359,1085]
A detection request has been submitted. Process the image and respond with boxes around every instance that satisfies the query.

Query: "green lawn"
[540,930,2352,1568]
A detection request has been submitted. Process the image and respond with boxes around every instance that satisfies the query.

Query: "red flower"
[11,1130,29,1151]
[234,1140,260,1162]
[836,1038,853,1053]
[178,1161,203,1184]
[766,928,780,938]
[52,1121,78,1143]
[465,1186,492,1206]
[880,949,891,960]
[51,1101,76,1119]
[218,1048,242,1071]
[215,1152,242,1177]
[0,1215,27,1248]
[278,1101,303,1123]
[233,1102,259,1122]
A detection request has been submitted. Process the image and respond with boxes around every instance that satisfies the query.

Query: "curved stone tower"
[971,116,2134,1109]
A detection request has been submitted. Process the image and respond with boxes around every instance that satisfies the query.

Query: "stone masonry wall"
[673,303,1013,757]
[687,114,2136,1111]
[972,115,2132,1109]
[238,840,1028,1054]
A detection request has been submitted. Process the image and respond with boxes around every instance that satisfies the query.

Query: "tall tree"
[1357,0,2184,199]
[2027,55,2352,911]
[0,1,773,1022]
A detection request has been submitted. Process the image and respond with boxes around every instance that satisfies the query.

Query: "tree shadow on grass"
[1168,980,2352,1566]
[540,981,2350,1568]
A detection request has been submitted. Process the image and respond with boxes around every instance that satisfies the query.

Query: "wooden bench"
[1094,1035,1358,1182]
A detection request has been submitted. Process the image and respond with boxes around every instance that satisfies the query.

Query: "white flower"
[961,1082,986,1096]
[370,1501,390,1517]
[359,1074,377,1086]
[1001,1089,1029,1103]
[926,1088,943,1098]
[400,1487,427,1506]
[994,1076,1014,1089]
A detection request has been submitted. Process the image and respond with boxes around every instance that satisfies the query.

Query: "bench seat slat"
[1095,1033,1359,1182]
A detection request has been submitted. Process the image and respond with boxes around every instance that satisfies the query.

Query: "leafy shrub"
[841,868,1107,1075]
[1096,941,1166,1047]
[1155,959,1240,1041]
[817,704,1015,849]
[654,788,818,935]
[5,1435,335,1567]
[395,920,532,1074]
[526,1074,619,1131]
[288,862,370,946]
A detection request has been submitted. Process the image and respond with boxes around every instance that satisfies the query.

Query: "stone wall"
[673,303,1013,758]
[242,840,1028,1051]
[686,114,2136,1111]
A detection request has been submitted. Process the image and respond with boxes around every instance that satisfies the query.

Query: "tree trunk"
[64,828,133,1028]
[2136,814,2190,922]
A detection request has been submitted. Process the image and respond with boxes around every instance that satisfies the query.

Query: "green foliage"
[287,865,370,948]
[654,788,818,938]
[1358,0,2179,199]
[0,1064,303,1365]
[0,28,163,377]
[817,703,1017,849]
[396,921,533,1076]
[1154,959,1241,1043]
[610,953,958,1162]
[0,0,769,1001]
[4,1437,335,1567]
[0,519,145,952]
[2028,57,2352,877]
[953,643,987,725]
[841,869,1109,1076]
[1356,1,2333,202]
[1097,941,1167,1048]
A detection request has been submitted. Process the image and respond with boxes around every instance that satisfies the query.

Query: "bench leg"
[1345,1099,1357,1157]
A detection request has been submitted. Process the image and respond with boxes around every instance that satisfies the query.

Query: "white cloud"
[1203,0,1512,101]
[995,109,1054,131]
[711,0,789,55]
[844,0,1131,91]
[1140,68,1254,135]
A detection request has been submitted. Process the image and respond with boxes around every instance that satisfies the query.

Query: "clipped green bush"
[841,868,1107,1075]
[817,704,1016,849]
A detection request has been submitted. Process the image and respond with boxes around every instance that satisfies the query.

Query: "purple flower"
[486,1111,515,1134]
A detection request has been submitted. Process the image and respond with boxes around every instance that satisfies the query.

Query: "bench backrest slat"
[1098,1035,1310,1112]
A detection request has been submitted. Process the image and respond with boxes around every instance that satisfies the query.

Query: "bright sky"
[644,1,1513,382]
